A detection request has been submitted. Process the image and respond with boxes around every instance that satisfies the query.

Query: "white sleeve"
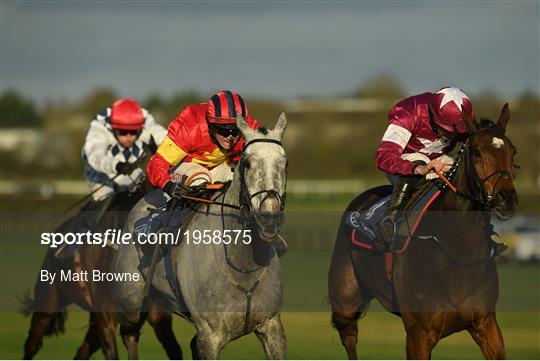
[143,112,167,145]
[381,124,412,149]
[83,120,118,174]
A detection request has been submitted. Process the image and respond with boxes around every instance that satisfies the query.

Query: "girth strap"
[235,280,260,334]
[384,252,393,283]
[164,248,182,304]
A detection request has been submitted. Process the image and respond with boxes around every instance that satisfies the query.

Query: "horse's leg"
[403,321,439,360]
[73,314,102,359]
[23,311,60,359]
[120,313,144,360]
[195,329,227,360]
[253,313,286,359]
[190,335,200,360]
[92,312,119,359]
[146,305,183,360]
[467,313,506,359]
[329,230,370,359]
[23,273,65,360]
[116,238,146,359]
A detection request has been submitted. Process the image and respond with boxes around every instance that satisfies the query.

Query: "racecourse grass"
[1,311,539,359]
[1,193,539,359]
[0,243,539,359]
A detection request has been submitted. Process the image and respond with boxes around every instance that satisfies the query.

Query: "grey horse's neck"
[224,171,242,211]
[215,167,271,272]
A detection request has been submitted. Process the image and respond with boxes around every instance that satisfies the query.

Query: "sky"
[2,1,539,104]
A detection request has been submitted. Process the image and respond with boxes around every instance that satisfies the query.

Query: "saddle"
[347,182,441,254]
[134,184,227,308]
[134,185,225,256]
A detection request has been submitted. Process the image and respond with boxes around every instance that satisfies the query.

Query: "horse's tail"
[19,291,68,336]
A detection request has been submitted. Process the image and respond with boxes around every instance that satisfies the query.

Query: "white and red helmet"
[110,98,144,131]
[430,87,474,134]
[206,90,249,125]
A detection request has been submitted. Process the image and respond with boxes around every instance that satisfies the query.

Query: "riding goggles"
[114,129,142,136]
[209,124,240,138]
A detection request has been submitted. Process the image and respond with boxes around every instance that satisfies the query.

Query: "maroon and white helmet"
[430,87,474,134]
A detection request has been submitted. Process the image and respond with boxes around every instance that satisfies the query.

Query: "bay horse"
[115,113,288,359]
[329,104,518,359]
[22,182,183,359]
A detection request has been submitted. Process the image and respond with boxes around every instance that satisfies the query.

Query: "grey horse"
[115,113,288,359]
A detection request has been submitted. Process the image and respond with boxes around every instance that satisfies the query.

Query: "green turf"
[1,193,539,359]
[2,311,539,359]
[1,244,539,359]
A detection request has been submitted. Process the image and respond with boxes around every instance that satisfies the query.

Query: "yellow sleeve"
[156,136,188,165]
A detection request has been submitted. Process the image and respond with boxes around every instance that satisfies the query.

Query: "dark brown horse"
[22,184,183,359]
[329,104,518,359]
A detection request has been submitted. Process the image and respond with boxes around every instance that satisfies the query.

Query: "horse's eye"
[285,160,289,168]
[244,159,251,169]
[471,148,481,157]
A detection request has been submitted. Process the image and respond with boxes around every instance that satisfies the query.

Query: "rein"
[177,138,287,217]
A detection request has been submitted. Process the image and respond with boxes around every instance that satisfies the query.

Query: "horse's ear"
[236,114,256,139]
[272,112,288,140]
[462,109,477,133]
[497,103,510,132]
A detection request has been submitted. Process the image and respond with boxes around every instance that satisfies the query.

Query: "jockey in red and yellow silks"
[147,91,259,196]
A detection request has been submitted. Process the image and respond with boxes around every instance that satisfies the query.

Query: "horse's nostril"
[496,191,518,209]
[255,212,284,226]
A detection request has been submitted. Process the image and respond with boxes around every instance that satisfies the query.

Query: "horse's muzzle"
[492,190,518,220]
[253,211,285,241]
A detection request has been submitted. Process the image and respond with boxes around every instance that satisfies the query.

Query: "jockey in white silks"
[83,98,166,201]
[55,99,166,261]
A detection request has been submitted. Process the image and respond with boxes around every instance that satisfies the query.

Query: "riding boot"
[374,182,415,253]
[485,220,509,255]
[491,240,508,256]
[272,234,287,257]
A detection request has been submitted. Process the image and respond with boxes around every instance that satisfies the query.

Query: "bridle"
[237,138,287,225]
[413,130,516,266]
[437,132,514,211]
[218,137,286,275]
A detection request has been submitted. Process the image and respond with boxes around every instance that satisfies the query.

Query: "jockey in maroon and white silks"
[375,89,472,176]
[373,87,474,252]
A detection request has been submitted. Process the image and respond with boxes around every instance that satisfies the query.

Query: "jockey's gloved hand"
[115,161,138,175]
[163,181,192,199]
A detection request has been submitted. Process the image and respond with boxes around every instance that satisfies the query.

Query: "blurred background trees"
[1,74,538,212]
